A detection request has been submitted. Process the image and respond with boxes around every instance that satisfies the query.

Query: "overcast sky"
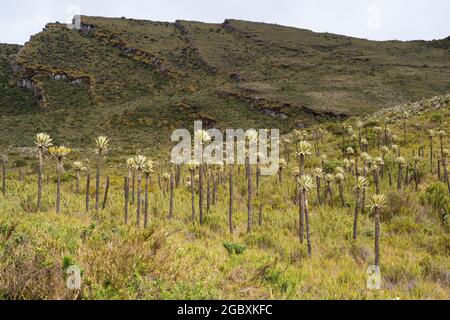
[1,0,449,44]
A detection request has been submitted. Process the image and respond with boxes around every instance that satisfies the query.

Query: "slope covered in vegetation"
[0,16,449,149]
[0,94,448,299]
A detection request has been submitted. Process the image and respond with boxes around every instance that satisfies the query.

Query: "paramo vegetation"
[0,94,449,300]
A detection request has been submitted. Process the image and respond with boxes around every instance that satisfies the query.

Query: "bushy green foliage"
[421,182,450,225]
[223,242,246,255]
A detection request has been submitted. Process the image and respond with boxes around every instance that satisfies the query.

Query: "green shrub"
[420,182,450,225]
[430,112,443,124]
[223,242,246,255]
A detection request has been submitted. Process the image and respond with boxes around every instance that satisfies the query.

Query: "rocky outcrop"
[216,88,348,121]
[174,21,217,75]
[79,23,173,79]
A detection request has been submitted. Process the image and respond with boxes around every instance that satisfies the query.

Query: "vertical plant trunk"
[278,167,283,185]
[144,173,149,228]
[430,137,434,174]
[256,164,260,197]
[37,150,43,210]
[247,159,253,233]
[414,163,419,191]
[102,176,110,210]
[361,187,366,215]
[404,165,409,187]
[299,156,305,243]
[132,171,136,204]
[190,170,196,221]
[124,176,129,224]
[443,158,450,194]
[199,164,204,225]
[2,160,6,196]
[56,163,61,214]
[374,207,381,267]
[212,174,217,206]
[299,185,304,243]
[397,164,402,191]
[374,171,380,194]
[176,164,181,188]
[75,171,80,194]
[338,181,345,206]
[169,172,174,219]
[206,168,211,213]
[303,190,312,257]
[438,160,441,181]
[95,163,100,211]
[85,173,90,212]
[229,171,234,234]
[316,177,321,205]
[258,203,263,226]
[353,189,360,240]
[136,170,142,228]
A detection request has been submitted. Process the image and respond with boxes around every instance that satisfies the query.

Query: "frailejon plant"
[34,133,53,211]
[94,136,109,211]
[396,156,407,191]
[126,157,135,205]
[296,141,312,242]
[132,155,148,228]
[334,167,345,207]
[48,146,72,214]
[429,130,435,174]
[368,194,387,268]
[72,161,87,194]
[353,176,367,240]
[194,129,211,225]
[311,167,323,205]
[298,174,315,257]
[246,129,258,233]
[187,160,199,221]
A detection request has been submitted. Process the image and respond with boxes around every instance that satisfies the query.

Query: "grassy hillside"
[0,17,449,150]
[0,95,448,299]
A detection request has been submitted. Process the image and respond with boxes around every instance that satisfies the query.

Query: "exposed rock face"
[17,78,33,89]
[81,24,95,35]
[229,73,242,82]
[174,21,218,75]
[79,23,173,79]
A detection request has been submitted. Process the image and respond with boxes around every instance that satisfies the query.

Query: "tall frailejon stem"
[124,176,129,224]
[1,155,6,196]
[85,173,90,212]
[199,164,204,224]
[102,176,110,210]
[144,173,149,228]
[247,157,253,233]
[369,194,386,268]
[94,136,109,211]
[48,146,72,214]
[298,175,314,257]
[229,170,234,234]
[353,176,366,240]
[169,171,174,219]
[194,129,211,225]
[132,155,148,228]
[35,133,53,211]
[429,130,435,174]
